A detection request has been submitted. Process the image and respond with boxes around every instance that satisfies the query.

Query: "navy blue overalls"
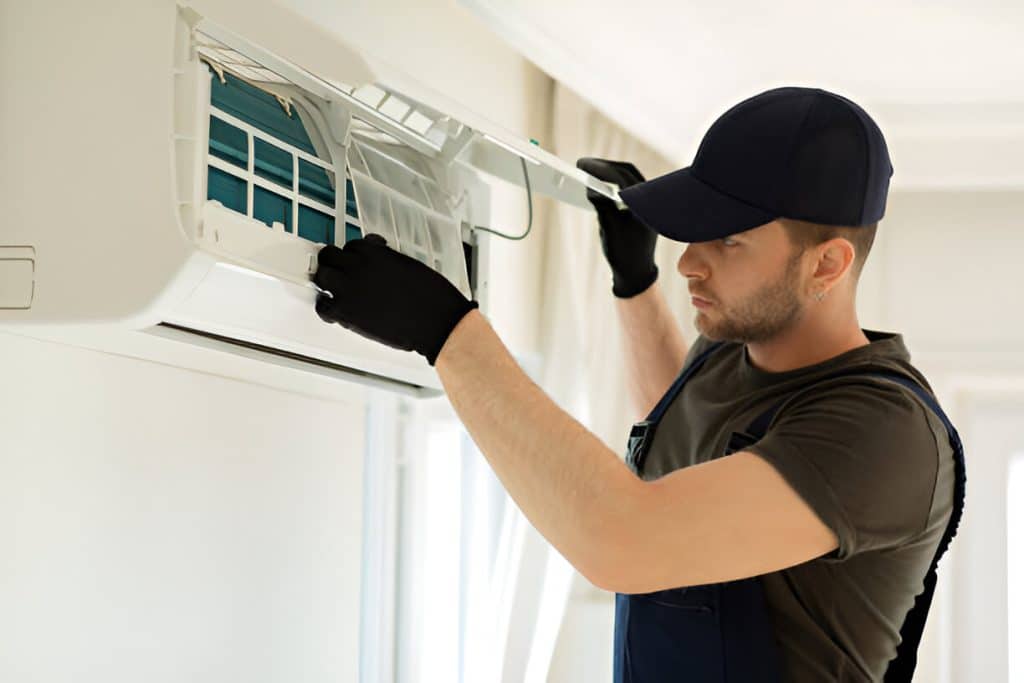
[613,342,967,683]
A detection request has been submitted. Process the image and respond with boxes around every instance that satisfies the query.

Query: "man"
[313,87,962,682]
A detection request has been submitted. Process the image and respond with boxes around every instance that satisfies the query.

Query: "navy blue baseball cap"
[619,86,894,243]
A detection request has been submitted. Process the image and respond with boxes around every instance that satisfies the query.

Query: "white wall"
[0,331,366,682]
[858,190,1024,354]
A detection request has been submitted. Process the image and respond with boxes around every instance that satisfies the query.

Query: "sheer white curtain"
[532,84,698,681]
[540,81,692,458]
[538,82,690,458]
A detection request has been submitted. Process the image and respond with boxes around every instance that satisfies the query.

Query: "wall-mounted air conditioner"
[0,0,619,396]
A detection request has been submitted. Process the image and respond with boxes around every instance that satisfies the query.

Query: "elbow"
[584,561,659,595]
[584,544,698,594]
[572,550,628,594]
[583,570,635,595]
[564,536,622,593]
[571,517,658,595]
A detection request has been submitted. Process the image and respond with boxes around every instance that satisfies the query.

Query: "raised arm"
[576,157,689,418]
[614,279,689,419]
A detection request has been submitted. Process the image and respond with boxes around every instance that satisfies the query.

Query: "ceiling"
[461,0,1024,190]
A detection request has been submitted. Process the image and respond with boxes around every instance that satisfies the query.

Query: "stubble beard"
[695,253,806,345]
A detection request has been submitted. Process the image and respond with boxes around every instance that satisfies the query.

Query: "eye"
[721,236,740,247]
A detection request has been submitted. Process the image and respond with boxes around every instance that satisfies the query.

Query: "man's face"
[677,220,808,344]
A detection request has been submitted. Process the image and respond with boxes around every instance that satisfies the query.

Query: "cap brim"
[619,167,778,243]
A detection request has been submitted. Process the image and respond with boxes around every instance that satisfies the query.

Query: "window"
[391,397,521,683]
[1009,451,1023,683]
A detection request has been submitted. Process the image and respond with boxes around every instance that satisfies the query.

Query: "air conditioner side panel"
[0,1,200,325]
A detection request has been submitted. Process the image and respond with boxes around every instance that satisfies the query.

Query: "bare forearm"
[434,309,643,581]
[613,280,689,419]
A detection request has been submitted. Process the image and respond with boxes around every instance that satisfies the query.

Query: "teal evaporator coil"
[205,67,363,247]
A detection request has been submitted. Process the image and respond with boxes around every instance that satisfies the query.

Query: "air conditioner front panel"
[162,261,443,393]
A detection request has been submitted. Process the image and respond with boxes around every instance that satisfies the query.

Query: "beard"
[695,252,806,344]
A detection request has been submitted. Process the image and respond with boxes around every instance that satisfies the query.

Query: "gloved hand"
[313,234,479,366]
[576,157,659,298]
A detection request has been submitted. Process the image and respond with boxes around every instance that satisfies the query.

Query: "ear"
[810,237,856,294]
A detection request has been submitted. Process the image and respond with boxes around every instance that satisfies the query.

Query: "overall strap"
[646,342,727,422]
[878,374,965,683]
[742,370,966,683]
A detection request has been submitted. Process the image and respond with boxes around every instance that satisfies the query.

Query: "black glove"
[313,234,479,366]
[576,157,659,298]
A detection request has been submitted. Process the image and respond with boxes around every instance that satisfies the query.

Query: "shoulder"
[683,334,740,368]
[770,370,942,462]
[776,367,939,426]
[767,369,949,511]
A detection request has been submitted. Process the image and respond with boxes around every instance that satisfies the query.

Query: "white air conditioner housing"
[0,0,619,396]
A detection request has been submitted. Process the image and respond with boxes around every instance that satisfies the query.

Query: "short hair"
[778,217,878,280]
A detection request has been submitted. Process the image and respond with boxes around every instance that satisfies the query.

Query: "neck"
[745,302,870,374]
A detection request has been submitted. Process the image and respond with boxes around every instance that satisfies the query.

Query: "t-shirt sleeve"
[745,379,941,560]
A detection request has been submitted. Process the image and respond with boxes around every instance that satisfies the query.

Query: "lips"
[691,296,712,309]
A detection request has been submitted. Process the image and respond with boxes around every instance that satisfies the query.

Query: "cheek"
[717,264,780,308]
[717,261,760,295]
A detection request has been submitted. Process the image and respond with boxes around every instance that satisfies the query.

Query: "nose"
[677,243,709,281]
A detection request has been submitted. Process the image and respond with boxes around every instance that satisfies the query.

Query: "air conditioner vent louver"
[150,323,438,396]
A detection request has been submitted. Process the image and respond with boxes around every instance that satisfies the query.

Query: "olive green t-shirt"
[642,329,955,682]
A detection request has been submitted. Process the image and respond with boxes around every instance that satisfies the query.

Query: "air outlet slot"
[147,322,440,397]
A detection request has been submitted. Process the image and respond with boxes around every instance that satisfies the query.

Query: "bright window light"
[461,434,508,683]
[1009,452,1023,683]
[397,408,519,683]
[417,421,463,682]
